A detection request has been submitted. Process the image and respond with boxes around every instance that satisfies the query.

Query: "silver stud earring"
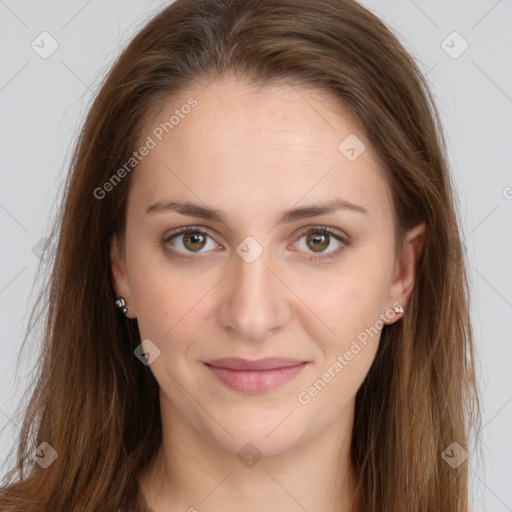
[393,303,404,314]
[116,297,128,315]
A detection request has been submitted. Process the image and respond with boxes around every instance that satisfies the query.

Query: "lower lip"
[205,362,308,393]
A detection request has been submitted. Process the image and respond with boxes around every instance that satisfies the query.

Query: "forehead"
[129,77,392,226]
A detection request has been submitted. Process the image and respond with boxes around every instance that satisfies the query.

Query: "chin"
[204,415,307,459]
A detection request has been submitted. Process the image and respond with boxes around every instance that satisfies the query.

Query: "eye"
[292,226,350,261]
[163,226,219,259]
[163,225,351,261]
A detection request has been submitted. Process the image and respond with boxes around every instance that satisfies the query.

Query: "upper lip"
[205,357,307,371]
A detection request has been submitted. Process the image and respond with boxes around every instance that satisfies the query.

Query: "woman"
[0,0,481,510]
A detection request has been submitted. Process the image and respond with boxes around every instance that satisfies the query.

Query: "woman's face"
[111,76,423,456]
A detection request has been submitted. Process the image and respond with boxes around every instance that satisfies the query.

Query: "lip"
[204,357,308,393]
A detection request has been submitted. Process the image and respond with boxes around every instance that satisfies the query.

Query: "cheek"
[127,249,195,341]
[294,272,387,413]
[129,251,224,354]
[297,256,392,352]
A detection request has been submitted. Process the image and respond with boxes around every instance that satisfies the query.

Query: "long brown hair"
[0,0,481,510]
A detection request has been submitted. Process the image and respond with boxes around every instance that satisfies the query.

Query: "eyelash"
[163,225,351,262]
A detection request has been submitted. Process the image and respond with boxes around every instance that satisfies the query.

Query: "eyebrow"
[145,198,368,225]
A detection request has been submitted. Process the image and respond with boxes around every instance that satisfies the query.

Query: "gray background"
[1,1,511,510]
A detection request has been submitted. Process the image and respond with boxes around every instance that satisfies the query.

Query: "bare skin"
[111,75,425,512]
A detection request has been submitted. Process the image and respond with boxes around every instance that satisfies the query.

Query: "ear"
[385,222,426,324]
[110,234,137,318]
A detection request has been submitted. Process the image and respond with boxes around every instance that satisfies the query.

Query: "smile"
[204,361,308,393]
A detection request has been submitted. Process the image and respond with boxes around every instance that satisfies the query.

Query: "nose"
[218,247,291,342]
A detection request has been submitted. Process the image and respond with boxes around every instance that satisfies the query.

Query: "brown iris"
[307,232,329,252]
[183,232,207,252]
